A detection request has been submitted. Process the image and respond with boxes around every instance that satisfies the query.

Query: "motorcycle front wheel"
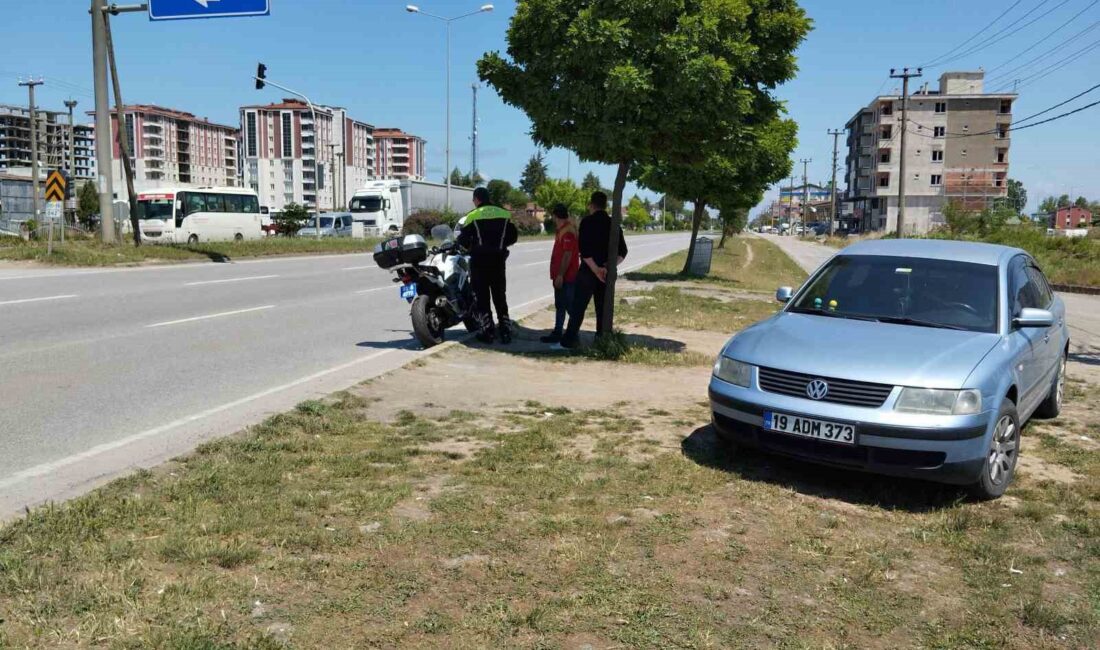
[411,295,446,348]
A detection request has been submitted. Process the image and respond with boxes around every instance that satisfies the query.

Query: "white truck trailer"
[348,179,475,234]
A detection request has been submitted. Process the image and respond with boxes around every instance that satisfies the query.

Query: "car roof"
[838,238,1025,266]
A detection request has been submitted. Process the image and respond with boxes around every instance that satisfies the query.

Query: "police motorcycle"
[373,224,478,348]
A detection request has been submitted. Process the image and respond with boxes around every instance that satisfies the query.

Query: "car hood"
[725,312,1001,389]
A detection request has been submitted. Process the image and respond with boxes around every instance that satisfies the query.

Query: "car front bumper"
[708,378,992,485]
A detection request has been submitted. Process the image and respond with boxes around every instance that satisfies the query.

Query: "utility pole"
[336,149,345,211]
[800,158,811,236]
[828,129,842,236]
[470,83,479,183]
[92,0,115,242]
[890,67,922,237]
[327,143,338,211]
[65,99,78,237]
[18,78,44,231]
[786,175,795,234]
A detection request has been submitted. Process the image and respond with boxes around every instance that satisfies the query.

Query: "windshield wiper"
[874,316,968,331]
[787,307,878,322]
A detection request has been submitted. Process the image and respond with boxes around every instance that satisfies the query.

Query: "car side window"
[1026,265,1053,308]
[187,192,206,214]
[1009,258,1040,314]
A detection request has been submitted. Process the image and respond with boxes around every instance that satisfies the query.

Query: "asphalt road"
[0,233,690,517]
[757,232,1100,358]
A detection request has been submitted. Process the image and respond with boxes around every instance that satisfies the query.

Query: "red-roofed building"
[374,128,426,181]
[91,104,238,193]
[1051,206,1091,230]
[239,99,374,212]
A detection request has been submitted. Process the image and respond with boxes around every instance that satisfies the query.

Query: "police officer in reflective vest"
[456,187,518,343]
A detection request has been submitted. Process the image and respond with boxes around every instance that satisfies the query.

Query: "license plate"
[763,411,856,445]
[400,283,418,301]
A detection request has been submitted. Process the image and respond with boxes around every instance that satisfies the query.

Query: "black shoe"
[555,337,579,350]
[539,333,561,343]
[476,330,495,344]
[499,327,513,344]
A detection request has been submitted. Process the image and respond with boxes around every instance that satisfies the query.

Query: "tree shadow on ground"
[681,424,967,513]
[1068,350,1100,366]
[460,321,689,357]
[623,270,708,284]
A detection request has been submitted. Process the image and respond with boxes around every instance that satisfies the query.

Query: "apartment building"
[843,71,1015,234]
[767,182,831,222]
[0,103,96,184]
[374,128,426,181]
[97,105,238,193]
[240,99,375,212]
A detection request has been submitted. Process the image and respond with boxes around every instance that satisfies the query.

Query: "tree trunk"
[103,13,141,247]
[717,223,729,249]
[601,159,631,336]
[680,199,706,274]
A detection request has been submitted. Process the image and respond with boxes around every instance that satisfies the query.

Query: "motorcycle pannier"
[373,234,428,269]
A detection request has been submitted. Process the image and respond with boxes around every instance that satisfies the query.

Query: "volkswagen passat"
[709,239,1069,499]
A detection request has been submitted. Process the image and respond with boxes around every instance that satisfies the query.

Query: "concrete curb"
[1052,283,1100,296]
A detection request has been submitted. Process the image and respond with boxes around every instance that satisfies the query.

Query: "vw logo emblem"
[806,379,829,401]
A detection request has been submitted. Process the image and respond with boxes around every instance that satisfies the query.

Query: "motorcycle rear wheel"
[411,295,446,348]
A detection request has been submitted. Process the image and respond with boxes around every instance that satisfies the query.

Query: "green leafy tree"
[1057,194,1072,208]
[533,178,585,217]
[638,118,798,273]
[1038,196,1058,214]
[1074,196,1089,209]
[1006,178,1027,214]
[519,152,549,196]
[581,171,603,194]
[448,168,482,187]
[624,196,651,230]
[486,179,515,206]
[77,181,99,227]
[275,202,311,237]
[480,0,811,330]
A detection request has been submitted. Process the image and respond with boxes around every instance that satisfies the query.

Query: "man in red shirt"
[541,203,580,343]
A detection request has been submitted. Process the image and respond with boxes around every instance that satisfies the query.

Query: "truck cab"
[349,180,404,234]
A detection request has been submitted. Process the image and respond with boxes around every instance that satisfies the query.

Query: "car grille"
[758,366,894,408]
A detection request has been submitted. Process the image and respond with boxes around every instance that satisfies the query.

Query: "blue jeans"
[553,280,576,335]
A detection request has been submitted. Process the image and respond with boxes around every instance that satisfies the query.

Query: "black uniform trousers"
[471,257,509,330]
[562,265,607,344]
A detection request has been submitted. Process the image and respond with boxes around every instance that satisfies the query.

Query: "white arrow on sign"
[195,0,222,7]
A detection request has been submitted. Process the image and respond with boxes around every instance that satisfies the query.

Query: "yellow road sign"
[45,170,66,202]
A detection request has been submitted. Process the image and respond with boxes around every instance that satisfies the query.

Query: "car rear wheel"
[187,234,199,245]
[234,233,244,242]
[1034,351,1066,419]
[970,399,1019,500]
[411,295,445,348]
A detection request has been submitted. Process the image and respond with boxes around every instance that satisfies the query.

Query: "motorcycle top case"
[373,234,428,269]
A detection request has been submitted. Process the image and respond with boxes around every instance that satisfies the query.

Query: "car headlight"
[713,357,751,387]
[895,388,982,415]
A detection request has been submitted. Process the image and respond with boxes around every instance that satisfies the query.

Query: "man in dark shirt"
[557,191,628,349]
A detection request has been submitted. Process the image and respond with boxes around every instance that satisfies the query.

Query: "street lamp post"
[406,3,493,212]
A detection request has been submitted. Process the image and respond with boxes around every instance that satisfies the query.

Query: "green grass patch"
[626,236,806,292]
[926,226,1100,287]
[0,236,383,266]
[616,285,780,332]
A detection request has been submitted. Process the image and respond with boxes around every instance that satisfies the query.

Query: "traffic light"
[255,63,267,90]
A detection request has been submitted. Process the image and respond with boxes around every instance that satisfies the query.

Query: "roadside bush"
[403,210,446,237]
[512,210,543,235]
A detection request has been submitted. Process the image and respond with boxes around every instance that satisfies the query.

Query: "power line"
[991,36,1100,91]
[985,1,1100,75]
[906,93,1100,139]
[919,0,1024,67]
[986,21,1100,86]
[1013,81,1100,124]
[929,0,1073,70]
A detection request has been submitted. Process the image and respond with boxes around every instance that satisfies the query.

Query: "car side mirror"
[1013,307,1054,328]
[776,286,793,303]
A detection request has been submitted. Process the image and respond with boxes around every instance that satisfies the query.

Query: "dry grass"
[625,236,806,292]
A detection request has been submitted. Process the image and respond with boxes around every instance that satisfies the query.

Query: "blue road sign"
[148,0,269,21]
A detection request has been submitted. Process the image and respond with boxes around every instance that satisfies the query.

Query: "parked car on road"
[296,213,355,238]
[709,239,1069,499]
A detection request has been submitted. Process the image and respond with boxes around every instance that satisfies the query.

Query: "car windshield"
[788,254,999,333]
[309,217,334,228]
[137,199,173,220]
[350,196,383,212]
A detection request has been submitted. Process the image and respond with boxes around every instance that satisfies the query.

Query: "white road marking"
[0,294,78,306]
[0,349,397,493]
[342,265,377,271]
[356,286,393,295]
[146,305,274,328]
[184,274,279,287]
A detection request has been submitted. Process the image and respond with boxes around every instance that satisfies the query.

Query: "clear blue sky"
[2,0,1097,213]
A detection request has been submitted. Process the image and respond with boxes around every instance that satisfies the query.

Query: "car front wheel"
[970,399,1020,500]
[1034,351,1066,419]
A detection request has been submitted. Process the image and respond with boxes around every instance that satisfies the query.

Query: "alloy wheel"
[988,415,1017,486]
[1055,355,1066,409]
